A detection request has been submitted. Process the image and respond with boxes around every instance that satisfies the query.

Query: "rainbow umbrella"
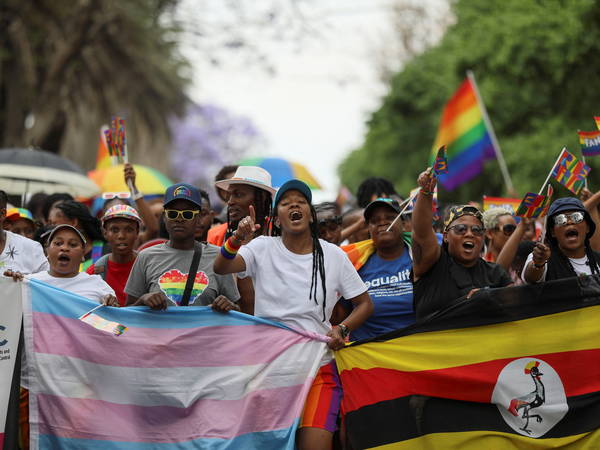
[239,157,322,189]
[88,164,173,195]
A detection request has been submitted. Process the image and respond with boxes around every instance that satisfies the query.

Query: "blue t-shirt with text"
[349,246,415,341]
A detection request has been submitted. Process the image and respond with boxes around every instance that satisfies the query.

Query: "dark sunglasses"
[447,224,485,236]
[495,224,517,236]
[553,211,584,227]
[318,217,342,231]
[164,209,199,221]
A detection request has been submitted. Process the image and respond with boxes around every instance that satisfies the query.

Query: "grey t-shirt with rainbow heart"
[125,242,240,306]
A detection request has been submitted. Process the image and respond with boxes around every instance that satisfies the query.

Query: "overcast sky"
[177,0,449,200]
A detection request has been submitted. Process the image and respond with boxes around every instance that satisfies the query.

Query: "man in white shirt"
[0,191,48,275]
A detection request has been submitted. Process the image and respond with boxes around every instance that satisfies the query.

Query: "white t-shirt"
[522,252,592,282]
[238,236,367,336]
[29,271,115,303]
[0,231,48,274]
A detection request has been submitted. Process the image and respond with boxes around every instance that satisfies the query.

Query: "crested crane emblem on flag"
[492,358,568,438]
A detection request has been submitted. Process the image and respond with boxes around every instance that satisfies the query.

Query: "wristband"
[221,236,241,260]
[533,260,547,269]
[338,323,350,339]
[420,189,433,196]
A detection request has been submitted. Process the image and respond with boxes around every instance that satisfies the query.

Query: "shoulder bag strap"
[181,242,203,306]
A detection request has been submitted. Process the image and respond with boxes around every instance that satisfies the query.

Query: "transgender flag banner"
[19,278,327,449]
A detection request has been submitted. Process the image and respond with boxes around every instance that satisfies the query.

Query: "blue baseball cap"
[164,183,203,209]
[364,198,401,221]
[274,179,312,209]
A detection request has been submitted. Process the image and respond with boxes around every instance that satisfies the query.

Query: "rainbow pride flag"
[578,130,600,157]
[431,78,496,190]
[551,149,590,195]
[95,125,111,170]
[595,116,600,130]
[20,278,326,449]
[482,196,521,214]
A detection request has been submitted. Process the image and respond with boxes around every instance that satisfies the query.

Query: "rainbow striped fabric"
[578,130,600,157]
[21,279,327,449]
[515,184,553,219]
[551,149,590,195]
[431,78,496,190]
[482,196,522,214]
[95,125,111,170]
[595,116,600,130]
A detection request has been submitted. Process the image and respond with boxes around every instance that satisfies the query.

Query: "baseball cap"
[274,179,312,209]
[6,208,34,223]
[101,204,142,226]
[164,183,203,209]
[363,198,401,221]
[46,224,87,246]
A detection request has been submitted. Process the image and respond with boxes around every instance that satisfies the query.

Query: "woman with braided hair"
[214,179,373,450]
[523,197,600,283]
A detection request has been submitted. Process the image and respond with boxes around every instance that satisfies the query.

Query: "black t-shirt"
[414,247,512,320]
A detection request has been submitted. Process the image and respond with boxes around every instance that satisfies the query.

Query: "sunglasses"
[318,216,342,231]
[447,224,485,236]
[164,209,200,221]
[102,192,131,200]
[495,224,517,236]
[553,211,585,227]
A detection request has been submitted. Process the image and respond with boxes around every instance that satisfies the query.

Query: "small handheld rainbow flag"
[103,116,128,165]
[595,116,600,130]
[515,188,551,219]
[579,130,600,157]
[433,145,448,176]
[550,148,590,195]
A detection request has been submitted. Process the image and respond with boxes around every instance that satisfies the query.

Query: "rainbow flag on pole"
[95,126,111,170]
[578,130,600,157]
[431,78,496,190]
[551,149,590,195]
[20,278,326,449]
[594,116,600,130]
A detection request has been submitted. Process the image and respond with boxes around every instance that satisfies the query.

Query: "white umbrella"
[0,148,100,198]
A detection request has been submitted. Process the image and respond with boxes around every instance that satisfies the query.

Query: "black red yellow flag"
[337,276,600,449]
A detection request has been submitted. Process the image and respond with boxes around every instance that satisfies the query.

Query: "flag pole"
[466,70,515,195]
[538,148,565,195]
[578,132,589,190]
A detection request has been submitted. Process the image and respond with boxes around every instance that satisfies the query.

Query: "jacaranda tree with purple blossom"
[169,103,263,198]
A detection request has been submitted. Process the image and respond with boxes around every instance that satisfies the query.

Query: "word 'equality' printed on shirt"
[364,269,411,289]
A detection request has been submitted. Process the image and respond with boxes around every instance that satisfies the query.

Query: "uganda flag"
[336,275,600,449]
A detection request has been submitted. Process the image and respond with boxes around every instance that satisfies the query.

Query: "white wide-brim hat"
[214,166,276,196]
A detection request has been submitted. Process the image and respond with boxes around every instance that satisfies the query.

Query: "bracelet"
[338,323,350,339]
[221,236,241,260]
[533,260,547,269]
[420,189,433,196]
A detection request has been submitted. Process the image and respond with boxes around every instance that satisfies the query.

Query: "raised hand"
[233,205,261,245]
[417,168,437,194]
[211,295,241,313]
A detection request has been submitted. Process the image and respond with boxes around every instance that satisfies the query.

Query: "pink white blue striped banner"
[21,279,327,449]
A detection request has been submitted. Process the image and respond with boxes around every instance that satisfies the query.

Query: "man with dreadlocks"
[209,166,275,314]
[214,179,373,450]
[523,197,600,283]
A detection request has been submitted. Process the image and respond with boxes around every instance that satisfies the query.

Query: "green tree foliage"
[339,0,600,203]
[0,0,188,170]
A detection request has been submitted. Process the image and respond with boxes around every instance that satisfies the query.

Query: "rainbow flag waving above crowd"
[431,77,497,190]
[515,184,553,219]
[16,279,326,449]
[551,148,590,195]
[578,130,600,157]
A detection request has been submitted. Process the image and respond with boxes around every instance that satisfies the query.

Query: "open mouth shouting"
[462,241,476,253]
[290,210,303,222]
[57,253,71,265]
